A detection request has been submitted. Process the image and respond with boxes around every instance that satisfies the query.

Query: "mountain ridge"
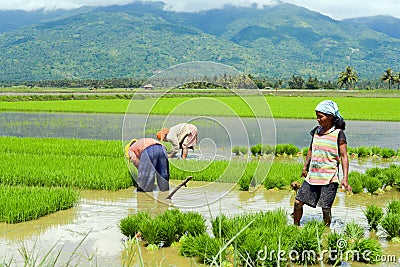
[0,2,399,82]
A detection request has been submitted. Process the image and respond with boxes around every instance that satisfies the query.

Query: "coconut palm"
[337,66,358,89]
[393,72,400,90]
[380,68,394,89]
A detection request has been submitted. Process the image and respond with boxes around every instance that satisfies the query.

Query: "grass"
[1,95,400,121]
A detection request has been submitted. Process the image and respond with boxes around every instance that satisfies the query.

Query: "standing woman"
[293,100,352,227]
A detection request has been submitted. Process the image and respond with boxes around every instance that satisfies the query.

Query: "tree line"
[1,67,399,90]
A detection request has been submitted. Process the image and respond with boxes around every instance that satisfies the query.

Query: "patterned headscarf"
[315,100,343,119]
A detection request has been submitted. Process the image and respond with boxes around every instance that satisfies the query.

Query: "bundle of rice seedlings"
[381,212,400,239]
[386,199,400,214]
[348,171,364,194]
[363,205,384,231]
[352,238,382,264]
[344,221,365,241]
[326,232,349,265]
[292,220,325,265]
[119,211,150,238]
[181,211,206,237]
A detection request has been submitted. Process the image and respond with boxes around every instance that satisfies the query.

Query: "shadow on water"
[1,177,400,266]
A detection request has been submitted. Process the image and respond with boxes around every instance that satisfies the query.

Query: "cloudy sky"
[1,0,400,20]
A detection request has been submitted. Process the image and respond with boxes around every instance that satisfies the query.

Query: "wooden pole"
[166,176,192,199]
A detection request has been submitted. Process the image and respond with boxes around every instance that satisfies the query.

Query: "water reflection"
[1,113,399,150]
[1,181,400,266]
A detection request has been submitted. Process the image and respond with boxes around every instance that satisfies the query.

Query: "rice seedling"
[0,185,79,223]
[356,146,372,157]
[274,143,300,156]
[119,212,151,238]
[363,205,384,231]
[344,221,365,241]
[363,175,382,194]
[386,199,400,214]
[326,231,349,265]
[250,144,262,156]
[119,209,206,248]
[181,211,206,237]
[0,137,132,190]
[381,212,400,239]
[292,219,325,265]
[302,147,309,156]
[238,174,252,191]
[348,171,364,194]
[351,238,382,264]
[380,148,397,158]
[232,146,248,156]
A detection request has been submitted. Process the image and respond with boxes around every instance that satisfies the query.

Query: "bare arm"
[302,147,312,177]
[339,140,351,191]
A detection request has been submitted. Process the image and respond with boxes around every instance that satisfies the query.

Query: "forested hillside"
[0,2,399,82]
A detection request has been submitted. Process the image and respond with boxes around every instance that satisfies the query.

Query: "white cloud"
[0,0,399,19]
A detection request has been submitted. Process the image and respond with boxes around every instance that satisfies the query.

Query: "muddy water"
[1,164,400,266]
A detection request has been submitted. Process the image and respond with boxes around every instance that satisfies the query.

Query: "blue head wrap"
[315,100,343,119]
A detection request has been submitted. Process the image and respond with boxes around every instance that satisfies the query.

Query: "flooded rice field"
[1,112,400,266]
[1,158,400,266]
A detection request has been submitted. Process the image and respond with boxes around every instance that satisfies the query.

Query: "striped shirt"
[306,127,341,185]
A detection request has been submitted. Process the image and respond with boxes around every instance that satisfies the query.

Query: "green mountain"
[0,2,399,82]
[344,15,400,40]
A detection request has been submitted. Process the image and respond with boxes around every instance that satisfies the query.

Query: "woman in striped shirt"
[293,100,352,227]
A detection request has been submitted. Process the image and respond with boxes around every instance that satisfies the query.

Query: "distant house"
[142,84,154,90]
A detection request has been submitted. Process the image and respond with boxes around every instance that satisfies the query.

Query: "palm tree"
[393,72,400,90]
[337,66,358,89]
[380,68,394,89]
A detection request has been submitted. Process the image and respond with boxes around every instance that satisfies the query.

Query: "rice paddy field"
[0,95,399,121]
[1,90,400,266]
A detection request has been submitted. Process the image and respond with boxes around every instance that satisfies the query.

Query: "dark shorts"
[295,181,338,209]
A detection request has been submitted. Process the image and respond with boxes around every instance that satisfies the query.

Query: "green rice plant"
[179,235,197,257]
[363,175,382,194]
[181,211,206,237]
[250,144,262,156]
[382,164,400,186]
[365,167,383,177]
[380,148,397,158]
[0,185,79,223]
[119,212,151,238]
[239,146,248,155]
[0,137,132,190]
[326,231,349,265]
[238,174,252,191]
[381,212,400,239]
[302,147,309,156]
[347,146,357,156]
[371,146,381,156]
[344,221,365,240]
[275,144,300,156]
[363,205,384,231]
[348,171,364,194]
[263,161,302,190]
[386,199,400,214]
[292,220,325,265]
[232,146,241,156]
[2,96,400,121]
[356,146,372,157]
[154,215,179,247]
[351,238,382,264]
[139,217,161,246]
[184,233,226,265]
[261,144,274,155]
